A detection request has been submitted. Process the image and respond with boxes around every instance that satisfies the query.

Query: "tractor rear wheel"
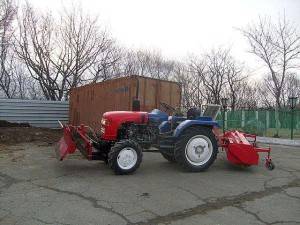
[108,140,143,175]
[174,127,218,172]
[161,152,176,162]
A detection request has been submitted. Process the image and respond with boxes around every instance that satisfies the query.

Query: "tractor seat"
[169,116,186,128]
[159,116,186,134]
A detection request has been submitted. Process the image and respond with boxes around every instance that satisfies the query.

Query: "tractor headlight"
[101,118,109,126]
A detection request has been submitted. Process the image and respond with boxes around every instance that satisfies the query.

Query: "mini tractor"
[56,101,274,174]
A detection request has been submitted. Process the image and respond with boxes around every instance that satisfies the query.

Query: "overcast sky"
[27,0,300,78]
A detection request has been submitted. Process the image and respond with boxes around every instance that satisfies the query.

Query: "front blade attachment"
[55,125,76,161]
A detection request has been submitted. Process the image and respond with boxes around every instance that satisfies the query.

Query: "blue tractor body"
[148,109,219,138]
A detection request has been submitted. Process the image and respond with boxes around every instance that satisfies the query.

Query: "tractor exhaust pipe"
[132,99,141,111]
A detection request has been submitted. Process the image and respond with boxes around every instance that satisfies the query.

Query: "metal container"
[69,76,181,129]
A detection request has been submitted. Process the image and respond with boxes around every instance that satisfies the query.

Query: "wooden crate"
[69,76,181,129]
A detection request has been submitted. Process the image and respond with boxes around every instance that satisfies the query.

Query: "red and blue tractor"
[56,102,274,175]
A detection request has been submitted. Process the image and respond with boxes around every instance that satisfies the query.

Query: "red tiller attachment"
[55,123,93,161]
[221,130,274,170]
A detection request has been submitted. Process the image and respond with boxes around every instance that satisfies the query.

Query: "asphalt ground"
[0,142,299,225]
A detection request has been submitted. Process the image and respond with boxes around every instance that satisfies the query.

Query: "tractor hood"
[102,109,168,125]
[102,111,149,124]
[101,111,148,140]
[147,109,169,124]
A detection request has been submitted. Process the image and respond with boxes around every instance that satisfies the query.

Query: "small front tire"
[108,140,143,175]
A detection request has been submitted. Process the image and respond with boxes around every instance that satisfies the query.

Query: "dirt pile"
[0,120,30,127]
[0,127,62,145]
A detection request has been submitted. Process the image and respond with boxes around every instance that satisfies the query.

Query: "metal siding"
[0,99,69,128]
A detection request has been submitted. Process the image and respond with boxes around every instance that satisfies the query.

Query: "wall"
[0,99,68,128]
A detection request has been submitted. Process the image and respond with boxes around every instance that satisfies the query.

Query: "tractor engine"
[118,123,159,149]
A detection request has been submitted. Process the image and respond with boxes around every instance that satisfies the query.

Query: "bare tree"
[173,62,198,109]
[121,50,146,76]
[283,73,300,104]
[189,48,247,108]
[233,81,260,109]
[225,60,247,110]
[241,15,300,108]
[88,44,121,82]
[0,0,17,98]
[147,50,174,80]
[57,7,115,91]
[190,48,232,105]
[117,49,175,80]
[186,56,207,103]
[15,4,114,100]
[15,5,59,100]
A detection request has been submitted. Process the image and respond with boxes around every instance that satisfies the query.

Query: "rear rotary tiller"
[56,106,274,174]
[221,131,274,170]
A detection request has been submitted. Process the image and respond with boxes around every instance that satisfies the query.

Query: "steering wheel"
[160,102,184,116]
[160,102,176,113]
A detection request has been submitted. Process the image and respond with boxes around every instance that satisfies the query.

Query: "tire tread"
[174,126,218,172]
[108,140,143,175]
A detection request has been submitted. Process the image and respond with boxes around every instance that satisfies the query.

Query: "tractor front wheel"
[174,127,218,172]
[108,140,143,175]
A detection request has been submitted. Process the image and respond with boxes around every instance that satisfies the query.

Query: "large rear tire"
[108,140,143,175]
[174,127,218,172]
[161,152,176,162]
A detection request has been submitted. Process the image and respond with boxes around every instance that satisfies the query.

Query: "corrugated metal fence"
[0,99,69,128]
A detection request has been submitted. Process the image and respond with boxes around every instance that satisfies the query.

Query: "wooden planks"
[69,75,181,130]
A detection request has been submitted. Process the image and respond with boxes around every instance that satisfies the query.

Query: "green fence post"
[225,111,227,131]
[288,97,298,140]
[222,110,225,134]
[242,110,245,128]
[255,110,258,133]
[291,108,294,140]
[266,111,269,130]
[275,108,280,137]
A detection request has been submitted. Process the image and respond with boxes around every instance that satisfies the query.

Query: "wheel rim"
[117,147,138,170]
[185,135,213,166]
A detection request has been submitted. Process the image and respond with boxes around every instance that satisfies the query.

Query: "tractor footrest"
[158,135,176,144]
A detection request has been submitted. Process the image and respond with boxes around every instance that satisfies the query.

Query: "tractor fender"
[173,120,219,138]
